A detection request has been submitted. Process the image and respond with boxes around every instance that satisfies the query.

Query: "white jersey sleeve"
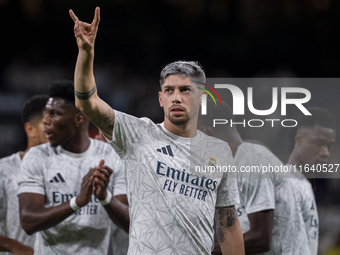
[18,150,45,195]
[109,110,152,158]
[238,177,275,214]
[215,173,239,208]
[215,154,239,208]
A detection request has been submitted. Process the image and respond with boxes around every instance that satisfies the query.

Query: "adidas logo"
[156,145,174,157]
[49,172,66,183]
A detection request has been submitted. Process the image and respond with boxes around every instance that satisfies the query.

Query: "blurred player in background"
[18,80,129,254]
[0,94,48,255]
[287,107,336,255]
[199,100,311,254]
[69,7,244,255]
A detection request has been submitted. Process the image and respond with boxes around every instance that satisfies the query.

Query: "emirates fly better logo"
[199,82,312,128]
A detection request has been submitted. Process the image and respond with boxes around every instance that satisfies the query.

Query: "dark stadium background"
[0,1,339,253]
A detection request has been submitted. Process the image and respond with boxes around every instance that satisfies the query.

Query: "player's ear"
[295,132,302,145]
[24,122,35,138]
[75,112,85,127]
[159,91,163,107]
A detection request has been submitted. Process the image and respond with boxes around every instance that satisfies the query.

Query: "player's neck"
[229,138,243,157]
[61,134,91,154]
[19,151,26,160]
[163,118,197,138]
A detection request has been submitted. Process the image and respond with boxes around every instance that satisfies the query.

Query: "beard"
[165,109,190,126]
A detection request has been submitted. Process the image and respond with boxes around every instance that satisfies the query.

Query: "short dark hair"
[21,94,49,124]
[287,107,336,154]
[47,80,75,104]
[159,61,206,86]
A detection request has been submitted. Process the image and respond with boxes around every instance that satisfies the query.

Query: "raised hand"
[69,7,100,52]
[76,168,95,207]
[93,159,113,201]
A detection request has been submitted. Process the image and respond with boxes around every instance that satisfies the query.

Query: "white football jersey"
[107,110,239,255]
[234,142,310,255]
[287,168,318,255]
[18,139,126,255]
[0,152,36,255]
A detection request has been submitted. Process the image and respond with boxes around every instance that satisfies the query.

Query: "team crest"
[208,156,219,172]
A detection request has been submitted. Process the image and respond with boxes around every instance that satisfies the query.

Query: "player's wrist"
[100,190,112,206]
[70,197,81,211]
[78,47,94,57]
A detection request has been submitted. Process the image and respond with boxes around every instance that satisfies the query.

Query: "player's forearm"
[104,196,130,233]
[20,201,75,235]
[215,206,245,255]
[243,209,273,253]
[74,49,98,112]
[243,230,271,253]
[0,235,18,251]
[219,223,245,255]
[0,235,31,253]
[73,49,115,139]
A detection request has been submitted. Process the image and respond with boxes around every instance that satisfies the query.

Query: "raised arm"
[215,206,245,255]
[69,7,115,140]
